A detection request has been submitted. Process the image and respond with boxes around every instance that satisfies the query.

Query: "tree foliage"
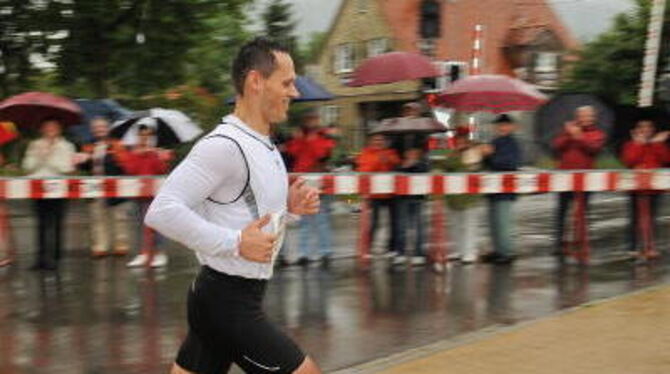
[560,0,652,105]
[261,0,303,73]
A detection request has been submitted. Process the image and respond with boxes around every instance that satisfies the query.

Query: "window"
[367,38,388,58]
[334,43,354,74]
[321,105,341,126]
[420,0,441,39]
[357,0,368,13]
[535,52,559,73]
[424,61,468,91]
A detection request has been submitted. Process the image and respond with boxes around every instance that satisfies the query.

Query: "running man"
[145,38,322,374]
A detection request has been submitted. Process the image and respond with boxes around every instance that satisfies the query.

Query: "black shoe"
[481,252,501,263]
[321,255,331,269]
[493,255,516,265]
[296,257,310,267]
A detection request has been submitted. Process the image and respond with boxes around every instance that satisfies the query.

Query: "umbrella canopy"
[534,93,614,152]
[70,99,133,143]
[370,117,447,135]
[437,74,548,113]
[347,51,440,87]
[0,91,82,129]
[226,75,333,104]
[110,108,202,147]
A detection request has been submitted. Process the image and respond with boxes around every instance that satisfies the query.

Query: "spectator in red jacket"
[121,124,173,268]
[284,110,336,267]
[620,119,670,259]
[356,134,402,258]
[551,106,606,256]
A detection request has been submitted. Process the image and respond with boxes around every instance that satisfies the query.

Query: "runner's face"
[259,52,299,124]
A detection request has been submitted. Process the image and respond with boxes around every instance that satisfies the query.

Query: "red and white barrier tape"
[1,170,670,199]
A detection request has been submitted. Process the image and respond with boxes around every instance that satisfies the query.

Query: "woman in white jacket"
[22,118,75,270]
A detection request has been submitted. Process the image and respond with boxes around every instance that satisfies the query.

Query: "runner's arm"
[145,138,246,257]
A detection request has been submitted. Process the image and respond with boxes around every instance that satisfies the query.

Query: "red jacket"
[621,141,670,169]
[552,126,606,169]
[285,131,336,172]
[120,148,171,176]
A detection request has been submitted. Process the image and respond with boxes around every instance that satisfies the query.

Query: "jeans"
[367,198,401,253]
[450,207,478,258]
[297,196,333,259]
[488,198,514,256]
[395,198,425,256]
[555,192,591,248]
[135,199,163,254]
[628,193,661,251]
[33,199,67,267]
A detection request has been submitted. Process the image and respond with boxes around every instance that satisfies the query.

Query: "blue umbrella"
[70,99,132,144]
[226,75,333,104]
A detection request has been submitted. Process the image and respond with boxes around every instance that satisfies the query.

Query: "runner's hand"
[288,178,320,215]
[239,215,277,263]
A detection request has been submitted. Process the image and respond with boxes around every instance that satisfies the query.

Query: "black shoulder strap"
[201,134,258,219]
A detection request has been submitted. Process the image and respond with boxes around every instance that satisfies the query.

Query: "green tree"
[301,31,327,64]
[560,0,653,105]
[261,0,303,73]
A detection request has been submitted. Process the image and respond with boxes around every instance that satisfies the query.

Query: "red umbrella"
[437,74,548,113]
[347,51,440,87]
[370,117,447,135]
[0,91,82,129]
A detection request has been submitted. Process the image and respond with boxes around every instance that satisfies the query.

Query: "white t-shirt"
[145,115,290,279]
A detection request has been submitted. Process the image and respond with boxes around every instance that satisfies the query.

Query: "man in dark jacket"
[481,114,522,264]
[551,106,606,256]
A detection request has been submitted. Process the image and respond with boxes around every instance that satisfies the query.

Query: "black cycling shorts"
[176,266,306,374]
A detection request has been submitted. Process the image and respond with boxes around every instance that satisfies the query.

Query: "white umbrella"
[110,108,202,146]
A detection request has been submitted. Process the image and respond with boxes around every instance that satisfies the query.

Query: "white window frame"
[367,38,388,58]
[535,52,559,73]
[321,105,341,126]
[334,43,355,74]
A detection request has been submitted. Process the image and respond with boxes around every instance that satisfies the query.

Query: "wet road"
[1,194,669,373]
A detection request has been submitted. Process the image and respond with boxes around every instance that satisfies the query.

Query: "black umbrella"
[70,99,132,143]
[110,108,202,147]
[534,93,615,153]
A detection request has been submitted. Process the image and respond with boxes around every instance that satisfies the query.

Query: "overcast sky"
[249,0,635,43]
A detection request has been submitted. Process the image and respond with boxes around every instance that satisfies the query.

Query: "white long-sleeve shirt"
[22,137,76,177]
[145,115,290,279]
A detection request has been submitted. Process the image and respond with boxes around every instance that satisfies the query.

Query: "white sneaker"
[447,253,461,261]
[150,253,168,268]
[411,256,426,266]
[383,251,397,259]
[127,254,148,268]
[392,255,407,265]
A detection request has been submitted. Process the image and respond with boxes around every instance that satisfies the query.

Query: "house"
[310,0,579,150]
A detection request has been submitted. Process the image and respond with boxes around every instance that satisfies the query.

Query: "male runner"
[145,38,322,374]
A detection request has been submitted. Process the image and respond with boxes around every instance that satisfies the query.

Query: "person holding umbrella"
[73,117,131,258]
[552,106,606,259]
[22,118,76,270]
[481,114,523,265]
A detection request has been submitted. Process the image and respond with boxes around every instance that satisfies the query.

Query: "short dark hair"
[232,37,290,96]
[138,124,155,134]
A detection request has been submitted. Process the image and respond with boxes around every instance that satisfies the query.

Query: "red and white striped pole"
[638,0,667,107]
[471,24,484,76]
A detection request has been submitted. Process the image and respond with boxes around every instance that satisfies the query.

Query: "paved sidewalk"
[341,285,670,374]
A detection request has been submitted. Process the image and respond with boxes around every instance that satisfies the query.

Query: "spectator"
[22,118,76,270]
[73,117,130,258]
[552,106,606,257]
[481,114,523,265]
[285,110,336,267]
[390,102,428,156]
[443,126,484,264]
[393,147,429,266]
[356,133,401,258]
[121,124,173,268]
[620,119,669,260]
[0,153,12,268]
